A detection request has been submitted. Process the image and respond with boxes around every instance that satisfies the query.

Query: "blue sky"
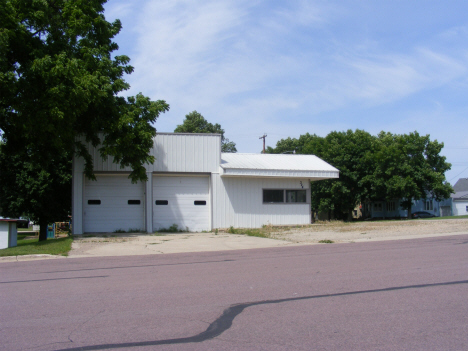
[104,0,468,185]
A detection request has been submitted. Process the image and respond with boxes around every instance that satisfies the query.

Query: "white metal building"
[72,133,339,234]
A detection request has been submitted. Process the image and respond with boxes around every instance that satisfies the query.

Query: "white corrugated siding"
[79,133,221,173]
[212,174,311,228]
[90,148,133,172]
[149,133,221,173]
[83,175,145,233]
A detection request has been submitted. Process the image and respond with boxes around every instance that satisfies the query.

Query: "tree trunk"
[38,218,48,241]
[407,201,412,220]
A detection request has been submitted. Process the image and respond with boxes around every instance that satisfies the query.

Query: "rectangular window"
[425,201,433,211]
[155,200,168,205]
[88,200,101,205]
[128,200,141,205]
[263,189,284,203]
[386,202,396,211]
[466,206,468,212]
[374,203,382,211]
[286,190,307,203]
[194,201,206,205]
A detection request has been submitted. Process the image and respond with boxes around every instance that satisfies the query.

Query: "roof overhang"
[220,153,339,179]
[451,191,468,201]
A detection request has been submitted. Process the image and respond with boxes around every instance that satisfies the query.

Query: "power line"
[449,165,468,182]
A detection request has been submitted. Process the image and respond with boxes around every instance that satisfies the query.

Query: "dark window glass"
[88,200,101,205]
[194,200,206,205]
[128,200,141,205]
[155,200,168,205]
[286,190,307,203]
[263,190,284,203]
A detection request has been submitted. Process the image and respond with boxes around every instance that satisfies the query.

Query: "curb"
[0,254,66,263]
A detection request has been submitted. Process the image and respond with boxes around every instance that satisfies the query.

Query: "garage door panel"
[153,176,210,232]
[84,175,145,233]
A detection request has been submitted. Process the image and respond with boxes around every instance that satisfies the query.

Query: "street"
[1,234,468,350]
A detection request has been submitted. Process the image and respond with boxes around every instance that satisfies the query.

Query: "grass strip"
[0,237,73,257]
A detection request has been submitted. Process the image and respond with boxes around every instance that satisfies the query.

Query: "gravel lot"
[269,218,468,243]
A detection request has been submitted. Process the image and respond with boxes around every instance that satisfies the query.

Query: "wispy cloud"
[105,0,468,181]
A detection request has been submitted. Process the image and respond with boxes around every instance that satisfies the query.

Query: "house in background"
[450,178,468,216]
[72,133,339,234]
[359,199,407,219]
[359,196,452,219]
[359,178,468,219]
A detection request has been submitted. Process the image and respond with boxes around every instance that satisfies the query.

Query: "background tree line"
[267,130,453,220]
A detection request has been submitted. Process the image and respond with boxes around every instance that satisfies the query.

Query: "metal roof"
[451,191,468,200]
[453,178,468,192]
[220,153,339,179]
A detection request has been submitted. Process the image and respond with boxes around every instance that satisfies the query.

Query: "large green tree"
[0,0,169,240]
[362,131,453,218]
[174,111,237,153]
[302,130,377,220]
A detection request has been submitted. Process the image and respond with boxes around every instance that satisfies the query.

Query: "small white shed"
[72,133,339,234]
[0,219,18,249]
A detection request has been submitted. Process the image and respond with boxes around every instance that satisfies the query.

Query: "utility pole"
[259,134,267,154]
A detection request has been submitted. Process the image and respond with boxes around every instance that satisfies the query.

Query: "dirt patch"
[269,218,468,243]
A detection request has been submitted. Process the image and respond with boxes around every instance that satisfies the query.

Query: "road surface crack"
[67,309,106,343]
[55,279,468,351]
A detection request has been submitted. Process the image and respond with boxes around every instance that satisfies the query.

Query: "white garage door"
[153,176,210,232]
[84,175,145,233]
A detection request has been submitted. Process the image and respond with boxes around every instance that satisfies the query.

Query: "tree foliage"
[361,131,453,217]
[303,130,377,219]
[0,142,71,226]
[269,130,452,219]
[0,0,169,180]
[174,111,237,153]
[0,0,169,240]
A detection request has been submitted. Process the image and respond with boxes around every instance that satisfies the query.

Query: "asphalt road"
[1,234,468,351]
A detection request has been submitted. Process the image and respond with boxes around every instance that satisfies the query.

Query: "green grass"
[227,226,270,238]
[156,224,188,233]
[17,232,33,241]
[127,228,145,233]
[424,215,468,220]
[318,239,334,244]
[0,237,73,257]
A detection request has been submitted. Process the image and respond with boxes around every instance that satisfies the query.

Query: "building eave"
[221,168,339,179]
